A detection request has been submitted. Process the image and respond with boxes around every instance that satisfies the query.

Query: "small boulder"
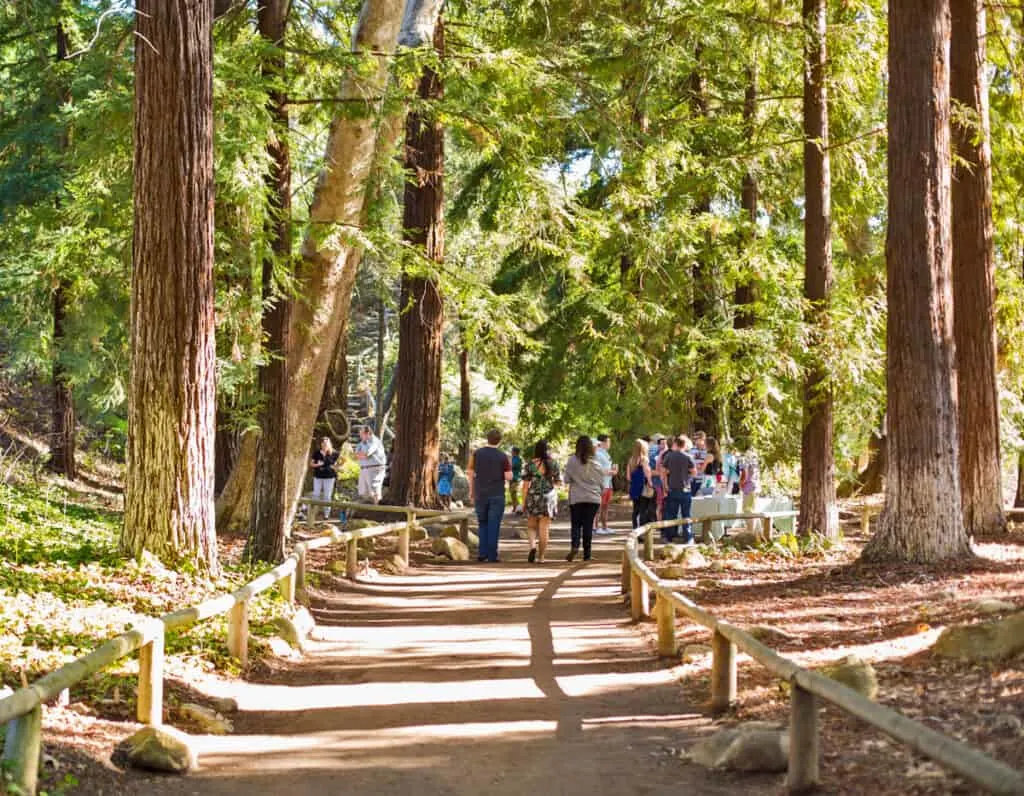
[124,726,197,773]
[178,703,233,735]
[748,625,797,645]
[819,654,878,700]
[266,636,297,657]
[346,518,377,531]
[971,598,1017,616]
[431,536,470,561]
[658,545,707,568]
[407,525,428,542]
[466,531,480,549]
[687,723,789,773]
[381,553,408,575]
[211,697,238,714]
[450,468,470,502]
[658,564,689,579]
[681,644,713,663]
[932,612,1024,662]
[440,525,462,539]
[272,608,315,651]
[723,531,761,551]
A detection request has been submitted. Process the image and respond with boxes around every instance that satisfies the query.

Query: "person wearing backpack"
[522,439,561,563]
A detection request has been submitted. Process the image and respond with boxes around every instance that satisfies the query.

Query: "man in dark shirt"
[658,435,695,543]
[467,428,512,562]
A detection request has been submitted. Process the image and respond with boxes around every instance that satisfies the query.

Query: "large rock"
[658,545,707,568]
[819,654,878,700]
[748,625,797,645]
[125,726,197,773]
[440,525,462,539]
[722,530,761,551]
[381,553,408,575]
[272,608,315,651]
[932,612,1024,662]
[970,598,1018,616]
[687,722,789,773]
[431,536,470,561]
[450,466,470,503]
[178,703,233,735]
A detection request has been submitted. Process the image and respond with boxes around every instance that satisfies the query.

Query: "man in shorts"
[355,425,387,504]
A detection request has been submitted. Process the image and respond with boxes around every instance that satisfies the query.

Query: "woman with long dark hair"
[521,439,561,563]
[562,435,610,561]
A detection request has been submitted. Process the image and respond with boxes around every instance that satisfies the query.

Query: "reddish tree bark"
[124,0,218,571]
[862,0,970,563]
[458,332,470,466]
[389,20,445,507]
[48,20,76,481]
[798,0,837,538]
[951,0,1005,535]
[248,0,293,563]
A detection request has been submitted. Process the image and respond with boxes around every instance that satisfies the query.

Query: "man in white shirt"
[355,425,387,504]
[594,434,618,534]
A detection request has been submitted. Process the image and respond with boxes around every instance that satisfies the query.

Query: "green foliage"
[759,530,842,559]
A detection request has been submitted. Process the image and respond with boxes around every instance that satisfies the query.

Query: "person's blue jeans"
[662,489,692,542]
[475,494,505,561]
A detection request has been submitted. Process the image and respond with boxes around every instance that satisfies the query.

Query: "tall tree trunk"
[317,299,350,438]
[951,0,1005,535]
[798,0,836,538]
[688,52,718,438]
[49,19,76,481]
[375,294,386,430]
[248,0,293,563]
[731,62,758,447]
[862,0,970,563]
[459,334,470,467]
[214,0,415,529]
[1016,450,1024,508]
[389,19,445,508]
[124,0,218,572]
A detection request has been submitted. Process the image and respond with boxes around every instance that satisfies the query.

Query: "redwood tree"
[389,20,445,507]
[951,0,1005,535]
[862,0,970,563]
[248,0,293,563]
[798,0,837,538]
[123,0,218,571]
[48,19,75,481]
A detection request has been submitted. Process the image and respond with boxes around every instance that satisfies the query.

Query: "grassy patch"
[0,476,282,693]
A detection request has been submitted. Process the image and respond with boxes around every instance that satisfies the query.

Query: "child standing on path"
[437,453,455,509]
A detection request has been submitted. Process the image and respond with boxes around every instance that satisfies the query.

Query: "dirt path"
[85,510,779,795]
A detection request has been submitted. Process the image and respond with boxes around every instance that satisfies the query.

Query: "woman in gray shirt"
[563,435,610,561]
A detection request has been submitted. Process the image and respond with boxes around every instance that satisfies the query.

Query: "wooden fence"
[0,502,470,794]
[623,516,1024,795]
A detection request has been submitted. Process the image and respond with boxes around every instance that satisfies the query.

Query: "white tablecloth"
[690,495,795,540]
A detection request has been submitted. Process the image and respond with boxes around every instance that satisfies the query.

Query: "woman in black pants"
[563,435,610,561]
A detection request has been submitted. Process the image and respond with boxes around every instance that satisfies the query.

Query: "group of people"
[306,425,388,519]
[465,429,621,564]
[627,431,759,543]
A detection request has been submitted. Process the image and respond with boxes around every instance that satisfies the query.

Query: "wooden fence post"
[459,515,469,543]
[399,510,412,566]
[294,544,308,604]
[861,508,871,535]
[655,595,676,657]
[621,550,631,594]
[787,683,820,792]
[137,620,164,725]
[346,537,359,580]
[227,600,249,667]
[630,571,649,621]
[2,702,41,795]
[761,514,773,541]
[701,518,711,543]
[643,527,654,561]
[280,567,296,607]
[710,629,737,713]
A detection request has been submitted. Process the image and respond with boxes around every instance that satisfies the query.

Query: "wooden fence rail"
[623,517,1024,795]
[0,500,471,795]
